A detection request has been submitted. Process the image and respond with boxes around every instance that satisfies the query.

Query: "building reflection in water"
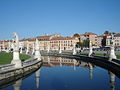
[108,71,116,90]
[43,56,95,79]
[9,56,117,90]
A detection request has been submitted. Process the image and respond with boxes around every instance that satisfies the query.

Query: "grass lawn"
[80,52,120,59]
[0,52,31,65]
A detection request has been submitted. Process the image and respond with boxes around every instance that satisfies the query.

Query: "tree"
[73,33,79,37]
[104,31,110,34]
[76,39,90,49]
[84,39,89,48]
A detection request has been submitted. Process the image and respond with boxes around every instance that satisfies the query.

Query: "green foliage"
[0,52,31,65]
[73,33,79,37]
[76,39,90,48]
[80,52,88,55]
[116,55,120,59]
[0,52,13,65]
[104,31,110,34]
[20,54,31,61]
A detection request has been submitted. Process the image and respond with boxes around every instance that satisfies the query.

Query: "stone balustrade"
[0,64,15,71]
[0,58,42,81]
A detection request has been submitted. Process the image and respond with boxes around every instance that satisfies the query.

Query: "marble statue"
[34,39,41,61]
[20,46,23,54]
[88,40,93,57]
[26,41,29,54]
[11,32,22,68]
[47,44,50,53]
[32,43,35,55]
[73,42,76,55]
[59,44,62,54]
[109,34,116,60]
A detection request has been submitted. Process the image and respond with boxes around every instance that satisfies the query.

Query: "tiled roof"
[36,35,51,40]
[79,32,97,37]
[20,38,36,41]
[84,32,97,35]
[79,34,84,36]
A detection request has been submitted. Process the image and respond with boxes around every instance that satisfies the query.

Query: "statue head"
[35,39,40,50]
[13,32,19,43]
[89,40,92,47]
[110,34,115,46]
[13,32,19,50]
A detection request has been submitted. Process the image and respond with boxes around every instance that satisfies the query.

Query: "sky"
[0,0,120,40]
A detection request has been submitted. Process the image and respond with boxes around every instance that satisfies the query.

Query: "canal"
[2,56,120,90]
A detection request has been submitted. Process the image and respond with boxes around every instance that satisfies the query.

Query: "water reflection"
[43,56,95,79]
[11,69,41,90]
[109,71,116,90]
[13,79,22,90]
[89,63,94,80]
[2,56,120,90]
[36,69,40,88]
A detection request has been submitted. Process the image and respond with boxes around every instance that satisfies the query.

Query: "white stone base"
[26,51,29,54]
[20,49,22,54]
[12,51,22,68]
[73,49,76,55]
[34,51,41,61]
[6,50,10,53]
[109,47,116,60]
[32,51,35,55]
[11,59,22,68]
[59,50,62,54]
[47,50,49,53]
[88,52,92,57]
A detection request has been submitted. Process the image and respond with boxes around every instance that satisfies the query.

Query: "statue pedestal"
[11,60,22,68]
[32,51,35,55]
[26,50,29,54]
[109,46,116,60]
[34,51,41,61]
[89,48,93,57]
[73,49,76,55]
[59,50,62,54]
[11,51,22,68]
[20,47,22,54]
[47,50,49,53]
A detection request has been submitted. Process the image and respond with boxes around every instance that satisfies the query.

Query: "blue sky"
[0,0,120,40]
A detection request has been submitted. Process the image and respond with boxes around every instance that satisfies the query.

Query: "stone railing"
[22,58,38,66]
[0,64,15,71]
[0,58,40,73]
[0,58,42,81]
